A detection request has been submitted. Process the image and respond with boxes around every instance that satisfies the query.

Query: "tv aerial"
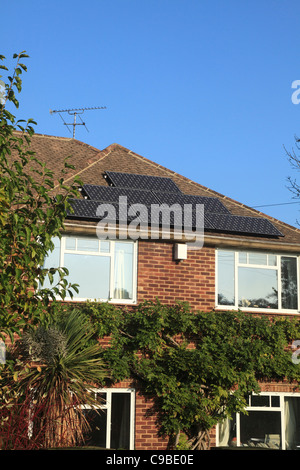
[50,106,107,138]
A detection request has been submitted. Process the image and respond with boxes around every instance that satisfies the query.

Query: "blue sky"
[2,0,300,227]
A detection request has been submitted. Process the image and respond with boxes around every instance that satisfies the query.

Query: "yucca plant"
[14,310,108,448]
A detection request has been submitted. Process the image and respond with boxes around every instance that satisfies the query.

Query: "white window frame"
[82,388,135,450]
[215,249,300,314]
[216,391,300,450]
[44,235,138,304]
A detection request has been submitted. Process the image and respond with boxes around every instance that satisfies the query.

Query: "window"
[217,250,299,312]
[217,393,300,450]
[81,389,135,450]
[42,236,137,303]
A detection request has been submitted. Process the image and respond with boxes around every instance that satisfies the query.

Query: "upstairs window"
[42,236,137,303]
[217,250,299,312]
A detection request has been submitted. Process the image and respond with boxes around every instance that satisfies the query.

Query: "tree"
[0,52,108,449]
[0,51,80,342]
[284,136,300,224]
[77,300,300,450]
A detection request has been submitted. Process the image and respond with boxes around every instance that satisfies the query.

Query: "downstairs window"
[218,393,300,450]
[81,388,135,450]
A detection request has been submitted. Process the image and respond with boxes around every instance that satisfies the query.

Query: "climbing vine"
[74,300,300,450]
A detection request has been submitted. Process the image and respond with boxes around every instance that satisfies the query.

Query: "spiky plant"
[16,310,108,448]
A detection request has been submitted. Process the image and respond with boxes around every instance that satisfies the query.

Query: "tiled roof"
[11,132,300,248]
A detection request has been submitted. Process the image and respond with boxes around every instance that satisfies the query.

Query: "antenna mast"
[50,106,106,138]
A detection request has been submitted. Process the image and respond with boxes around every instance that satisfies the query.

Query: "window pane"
[281,257,298,310]
[100,241,110,253]
[248,253,268,265]
[240,411,281,448]
[238,267,278,309]
[268,255,277,266]
[238,252,247,264]
[77,238,99,252]
[64,253,110,299]
[114,243,134,300]
[65,237,76,250]
[82,409,107,448]
[251,395,270,407]
[271,396,280,407]
[111,393,131,450]
[218,414,237,447]
[96,392,107,405]
[217,251,235,305]
[285,397,300,449]
[41,237,60,288]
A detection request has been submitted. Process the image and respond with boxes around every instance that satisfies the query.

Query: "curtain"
[114,249,125,299]
[285,397,300,449]
[218,418,230,446]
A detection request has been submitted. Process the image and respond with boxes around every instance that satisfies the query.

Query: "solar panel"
[104,171,181,193]
[154,192,230,214]
[68,199,283,237]
[81,184,160,205]
[67,199,104,220]
[207,214,283,237]
[68,198,210,231]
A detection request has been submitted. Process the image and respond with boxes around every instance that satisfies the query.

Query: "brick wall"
[109,379,169,450]
[137,240,215,311]
[105,240,216,450]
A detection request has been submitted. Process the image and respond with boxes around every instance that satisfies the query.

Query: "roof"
[13,132,300,251]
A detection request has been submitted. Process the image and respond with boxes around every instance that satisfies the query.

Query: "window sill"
[215,305,300,315]
[50,297,137,305]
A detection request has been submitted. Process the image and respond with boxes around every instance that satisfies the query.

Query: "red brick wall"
[109,380,169,450]
[137,240,215,311]
[105,241,217,450]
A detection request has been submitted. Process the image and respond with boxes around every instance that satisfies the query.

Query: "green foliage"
[0,52,81,341]
[0,52,96,449]
[2,310,107,449]
[69,300,300,449]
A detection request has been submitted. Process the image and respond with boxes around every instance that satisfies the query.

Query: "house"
[23,133,300,449]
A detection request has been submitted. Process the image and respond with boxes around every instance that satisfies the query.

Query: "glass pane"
[96,393,107,405]
[113,243,134,300]
[100,241,110,253]
[111,393,131,450]
[285,397,300,449]
[251,395,270,407]
[82,409,107,448]
[64,253,110,299]
[248,253,268,265]
[77,238,99,252]
[217,251,235,305]
[41,237,60,288]
[240,411,281,449]
[65,237,76,250]
[281,257,298,310]
[238,252,247,264]
[238,267,278,309]
[268,255,277,266]
[218,415,237,447]
[271,396,280,407]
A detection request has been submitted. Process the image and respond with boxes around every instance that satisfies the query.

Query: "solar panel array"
[67,171,284,238]
[104,171,182,193]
